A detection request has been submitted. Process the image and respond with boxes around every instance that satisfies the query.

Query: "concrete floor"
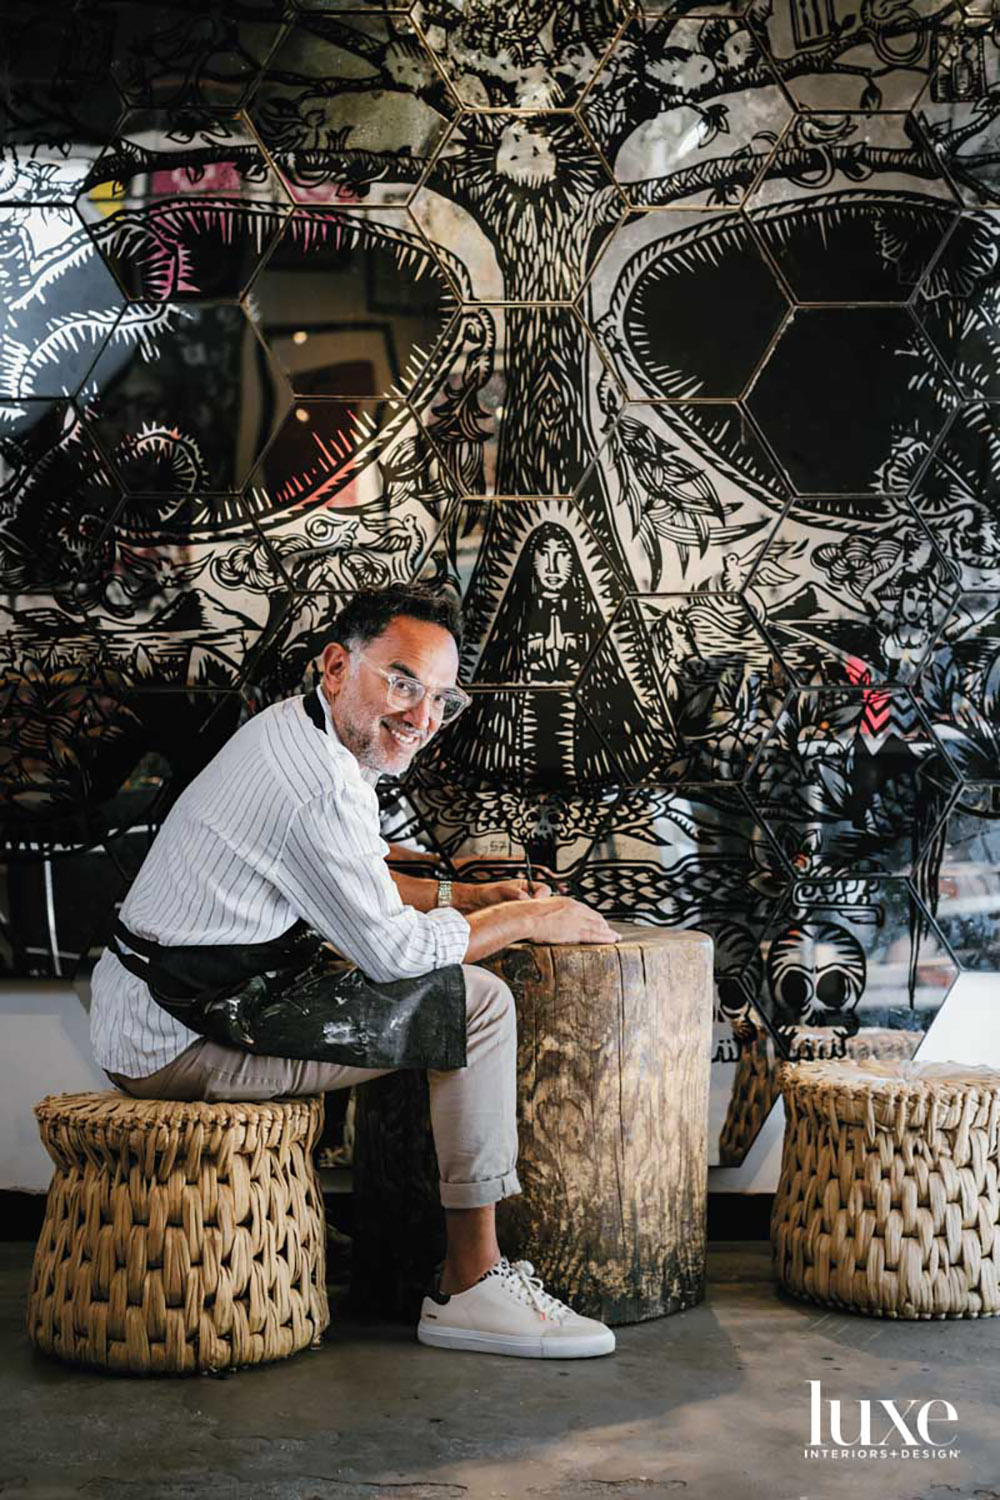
[2,1241,998,1500]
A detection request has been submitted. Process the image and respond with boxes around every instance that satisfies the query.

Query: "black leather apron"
[108,692,467,1070]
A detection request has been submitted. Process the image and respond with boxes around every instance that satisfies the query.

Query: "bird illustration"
[611,413,726,584]
[721,544,799,617]
[364,508,429,582]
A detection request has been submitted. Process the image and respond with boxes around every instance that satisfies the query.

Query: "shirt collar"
[314,686,382,786]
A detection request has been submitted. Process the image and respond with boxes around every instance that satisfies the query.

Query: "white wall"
[3,973,997,1196]
[0,983,107,1192]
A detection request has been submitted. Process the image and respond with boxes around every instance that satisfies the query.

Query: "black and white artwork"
[3,0,999,1163]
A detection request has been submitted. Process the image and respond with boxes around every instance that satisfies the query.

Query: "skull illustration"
[766,921,866,1031]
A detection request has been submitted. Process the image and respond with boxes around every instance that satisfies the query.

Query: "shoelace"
[500,1258,571,1323]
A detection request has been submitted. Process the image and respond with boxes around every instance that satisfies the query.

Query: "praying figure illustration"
[475,522,601,685]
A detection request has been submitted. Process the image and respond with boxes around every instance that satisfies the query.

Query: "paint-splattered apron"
[107,692,467,1070]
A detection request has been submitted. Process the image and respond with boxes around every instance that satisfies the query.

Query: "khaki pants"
[107,964,521,1211]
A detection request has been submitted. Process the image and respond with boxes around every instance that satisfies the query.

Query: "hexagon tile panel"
[5,0,1000,1169]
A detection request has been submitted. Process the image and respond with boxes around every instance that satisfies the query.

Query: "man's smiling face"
[320,614,461,776]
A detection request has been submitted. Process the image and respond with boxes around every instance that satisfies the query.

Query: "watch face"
[437,880,453,907]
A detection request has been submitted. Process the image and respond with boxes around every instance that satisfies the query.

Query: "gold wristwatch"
[436,878,453,908]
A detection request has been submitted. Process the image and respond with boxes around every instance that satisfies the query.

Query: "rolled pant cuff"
[439,1168,521,1209]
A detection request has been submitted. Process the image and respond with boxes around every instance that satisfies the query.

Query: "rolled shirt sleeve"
[270,786,470,984]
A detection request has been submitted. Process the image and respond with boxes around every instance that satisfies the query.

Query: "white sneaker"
[417,1257,616,1359]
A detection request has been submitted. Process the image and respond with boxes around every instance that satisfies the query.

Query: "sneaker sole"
[416,1323,616,1359]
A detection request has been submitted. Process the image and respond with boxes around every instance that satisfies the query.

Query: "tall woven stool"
[771,1059,1000,1320]
[26,1092,330,1374]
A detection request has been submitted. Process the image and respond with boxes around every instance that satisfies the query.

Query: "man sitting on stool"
[89,583,619,1359]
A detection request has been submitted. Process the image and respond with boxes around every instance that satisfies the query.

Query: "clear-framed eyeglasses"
[358,653,471,724]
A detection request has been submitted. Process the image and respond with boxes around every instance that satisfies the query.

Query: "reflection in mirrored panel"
[744,688,958,879]
[414,305,617,499]
[714,1008,920,1166]
[77,111,291,300]
[0,825,163,982]
[747,114,957,303]
[250,209,455,398]
[936,784,1000,971]
[589,210,790,403]
[251,14,454,207]
[746,306,957,496]
[80,302,289,493]
[750,0,956,111]
[580,402,788,596]
[744,501,960,687]
[585,15,789,211]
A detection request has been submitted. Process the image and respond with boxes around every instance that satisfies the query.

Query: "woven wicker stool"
[718,1023,917,1165]
[771,1059,1000,1320]
[26,1092,330,1374]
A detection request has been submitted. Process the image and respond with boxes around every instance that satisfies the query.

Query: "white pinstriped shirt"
[89,690,470,1076]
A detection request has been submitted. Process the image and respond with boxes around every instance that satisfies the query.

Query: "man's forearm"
[462,902,539,963]
[387,866,441,913]
[386,858,502,916]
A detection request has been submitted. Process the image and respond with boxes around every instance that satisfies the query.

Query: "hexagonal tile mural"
[920,591,1000,783]
[578,401,788,593]
[0,3,123,199]
[916,16,1000,207]
[107,2,287,110]
[0,400,123,608]
[746,305,957,494]
[0,208,126,401]
[251,12,455,207]
[76,110,292,301]
[575,592,790,782]
[908,401,1000,589]
[411,0,624,109]
[744,498,960,686]
[748,0,957,112]
[913,210,1000,400]
[935,783,1000,972]
[584,12,790,210]
[245,396,458,590]
[751,877,958,1058]
[743,686,958,878]
[445,497,627,686]
[79,301,291,493]
[419,688,619,789]
[403,770,615,872]
[747,112,958,303]
[249,207,457,397]
[587,209,790,401]
[413,304,620,496]
[411,113,624,300]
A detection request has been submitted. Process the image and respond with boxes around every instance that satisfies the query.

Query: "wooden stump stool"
[771,1059,1000,1319]
[26,1092,330,1373]
[352,925,713,1325]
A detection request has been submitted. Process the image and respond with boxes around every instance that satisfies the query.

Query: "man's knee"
[462,964,516,1032]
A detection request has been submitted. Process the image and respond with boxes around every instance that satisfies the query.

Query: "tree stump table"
[351,925,713,1325]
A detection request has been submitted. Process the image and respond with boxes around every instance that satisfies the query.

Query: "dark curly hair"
[327,583,463,653]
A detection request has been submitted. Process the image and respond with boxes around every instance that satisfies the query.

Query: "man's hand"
[456,876,551,912]
[463,893,618,963]
[523,896,619,946]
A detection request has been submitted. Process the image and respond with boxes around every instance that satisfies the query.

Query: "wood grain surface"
[352,928,713,1324]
